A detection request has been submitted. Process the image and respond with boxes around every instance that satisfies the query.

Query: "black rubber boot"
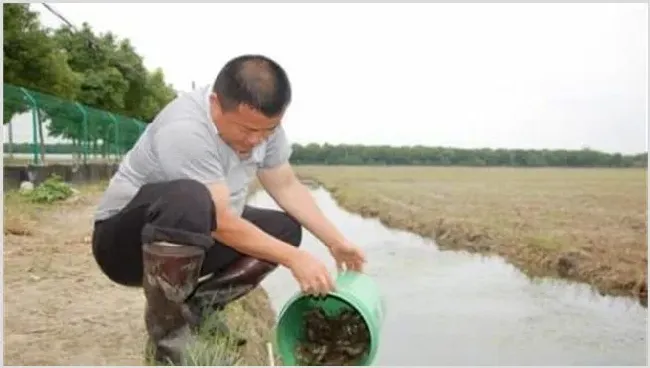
[142,241,205,365]
[186,257,279,346]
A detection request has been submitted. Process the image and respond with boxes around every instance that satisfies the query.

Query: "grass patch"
[4,189,42,236]
[4,177,108,236]
[22,174,74,203]
[143,288,277,366]
[296,165,648,306]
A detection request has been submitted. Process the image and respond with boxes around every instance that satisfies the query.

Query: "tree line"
[290,143,647,168]
[4,142,646,168]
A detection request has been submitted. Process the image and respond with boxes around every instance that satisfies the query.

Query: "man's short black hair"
[213,54,292,118]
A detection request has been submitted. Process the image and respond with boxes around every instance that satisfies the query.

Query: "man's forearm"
[272,180,347,248]
[212,213,300,268]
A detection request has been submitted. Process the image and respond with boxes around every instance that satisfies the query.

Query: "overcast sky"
[9,3,648,153]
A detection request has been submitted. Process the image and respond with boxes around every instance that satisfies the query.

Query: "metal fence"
[3,83,147,165]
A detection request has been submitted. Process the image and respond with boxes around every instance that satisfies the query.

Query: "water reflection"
[252,187,647,366]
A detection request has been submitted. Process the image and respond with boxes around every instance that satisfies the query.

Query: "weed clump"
[22,174,74,203]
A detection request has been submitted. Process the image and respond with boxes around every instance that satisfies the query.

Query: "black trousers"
[91,179,302,287]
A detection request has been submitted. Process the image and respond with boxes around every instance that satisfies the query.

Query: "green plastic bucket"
[275,271,385,366]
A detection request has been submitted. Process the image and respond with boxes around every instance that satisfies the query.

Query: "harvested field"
[295,165,648,306]
[3,182,276,365]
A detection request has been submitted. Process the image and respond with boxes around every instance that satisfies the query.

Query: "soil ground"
[3,183,276,365]
[296,165,648,307]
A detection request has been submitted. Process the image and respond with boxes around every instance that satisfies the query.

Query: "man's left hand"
[328,241,367,272]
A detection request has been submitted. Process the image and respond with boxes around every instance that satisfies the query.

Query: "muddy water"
[252,187,647,366]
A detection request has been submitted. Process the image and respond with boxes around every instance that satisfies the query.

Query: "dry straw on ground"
[296,165,648,306]
[3,182,277,365]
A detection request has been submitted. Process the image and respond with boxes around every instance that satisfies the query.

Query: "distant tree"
[3,4,81,106]
[47,22,177,155]
[3,3,81,161]
[4,3,177,159]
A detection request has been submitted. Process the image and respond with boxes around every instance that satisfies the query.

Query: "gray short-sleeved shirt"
[94,84,292,221]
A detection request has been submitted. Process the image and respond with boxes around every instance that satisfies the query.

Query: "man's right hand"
[287,249,334,296]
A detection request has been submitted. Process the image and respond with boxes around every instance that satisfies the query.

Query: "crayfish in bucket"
[294,306,370,366]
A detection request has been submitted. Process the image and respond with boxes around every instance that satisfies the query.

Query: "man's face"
[209,93,283,156]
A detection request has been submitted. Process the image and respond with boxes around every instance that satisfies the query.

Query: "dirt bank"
[296,166,647,307]
[3,184,277,365]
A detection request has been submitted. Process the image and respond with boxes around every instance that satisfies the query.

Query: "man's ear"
[210,93,225,117]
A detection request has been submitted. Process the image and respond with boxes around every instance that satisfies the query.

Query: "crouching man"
[90,54,366,364]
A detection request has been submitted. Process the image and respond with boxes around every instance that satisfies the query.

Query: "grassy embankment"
[296,165,647,306]
[3,180,277,365]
